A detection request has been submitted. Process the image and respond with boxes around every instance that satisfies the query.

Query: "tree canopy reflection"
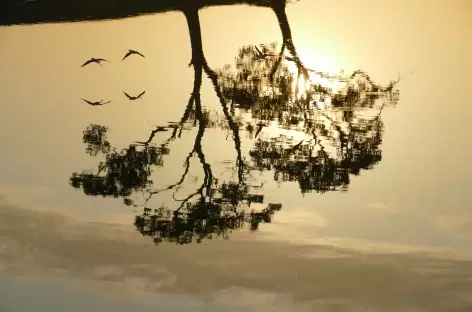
[69,1,400,245]
[218,42,398,193]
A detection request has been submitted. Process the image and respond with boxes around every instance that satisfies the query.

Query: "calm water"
[1,0,472,311]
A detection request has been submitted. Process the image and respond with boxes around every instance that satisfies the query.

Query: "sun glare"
[291,74,309,99]
[298,49,340,74]
[286,53,347,100]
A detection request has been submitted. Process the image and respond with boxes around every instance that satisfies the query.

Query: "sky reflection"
[0,0,471,310]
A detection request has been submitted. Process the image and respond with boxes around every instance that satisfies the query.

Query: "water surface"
[1,0,472,311]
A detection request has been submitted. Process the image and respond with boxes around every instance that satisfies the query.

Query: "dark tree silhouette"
[70,140,169,199]
[82,124,111,156]
[71,75,282,244]
[1,0,299,26]
[215,42,399,193]
[68,0,400,244]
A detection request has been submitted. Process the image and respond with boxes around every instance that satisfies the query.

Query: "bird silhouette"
[81,98,111,106]
[81,58,110,67]
[122,49,145,61]
[123,90,146,100]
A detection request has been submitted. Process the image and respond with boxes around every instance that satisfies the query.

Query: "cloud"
[365,202,399,214]
[270,209,327,227]
[254,209,327,243]
[434,215,472,236]
[2,200,472,312]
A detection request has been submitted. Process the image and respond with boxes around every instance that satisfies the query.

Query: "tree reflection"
[69,1,400,244]
[71,129,169,198]
[71,75,281,244]
[216,42,399,193]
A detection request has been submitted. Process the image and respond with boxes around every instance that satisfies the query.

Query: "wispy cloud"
[2,201,472,312]
[434,215,472,236]
[365,202,399,214]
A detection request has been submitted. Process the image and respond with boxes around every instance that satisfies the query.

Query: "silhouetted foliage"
[69,0,400,244]
[134,184,282,244]
[213,42,399,193]
[82,124,111,156]
[70,143,169,198]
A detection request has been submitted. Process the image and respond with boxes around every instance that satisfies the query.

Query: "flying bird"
[81,98,111,106]
[122,49,145,61]
[123,90,146,100]
[81,58,110,67]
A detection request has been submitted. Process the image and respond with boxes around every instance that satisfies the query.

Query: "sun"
[285,50,347,98]
[298,49,341,74]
